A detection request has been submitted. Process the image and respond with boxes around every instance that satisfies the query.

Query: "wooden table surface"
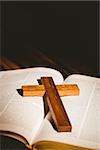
[0,48,97,78]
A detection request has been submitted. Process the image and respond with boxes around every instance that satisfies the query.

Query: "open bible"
[0,67,100,149]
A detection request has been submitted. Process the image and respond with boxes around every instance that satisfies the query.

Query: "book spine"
[26,144,33,150]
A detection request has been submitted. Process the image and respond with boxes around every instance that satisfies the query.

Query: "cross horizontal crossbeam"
[22,84,79,97]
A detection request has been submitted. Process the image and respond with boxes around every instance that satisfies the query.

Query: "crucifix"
[21,77,79,132]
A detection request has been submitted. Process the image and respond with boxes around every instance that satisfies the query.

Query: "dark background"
[1,1,99,77]
[1,1,99,149]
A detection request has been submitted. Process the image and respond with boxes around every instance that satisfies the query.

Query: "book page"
[0,67,64,145]
[34,74,100,150]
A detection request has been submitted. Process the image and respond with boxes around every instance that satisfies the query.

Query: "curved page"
[0,67,63,145]
[34,74,100,150]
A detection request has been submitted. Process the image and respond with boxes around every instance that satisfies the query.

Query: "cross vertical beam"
[41,77,72,132]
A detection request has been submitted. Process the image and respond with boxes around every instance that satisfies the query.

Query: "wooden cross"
[21,77,79,132]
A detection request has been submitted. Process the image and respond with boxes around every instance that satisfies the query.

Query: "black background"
[1,1,99,76]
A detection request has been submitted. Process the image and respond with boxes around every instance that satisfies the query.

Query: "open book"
[0,67,100,150]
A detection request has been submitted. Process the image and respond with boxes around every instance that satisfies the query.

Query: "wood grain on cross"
[22,77,79,132]
[22,84,79,97]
